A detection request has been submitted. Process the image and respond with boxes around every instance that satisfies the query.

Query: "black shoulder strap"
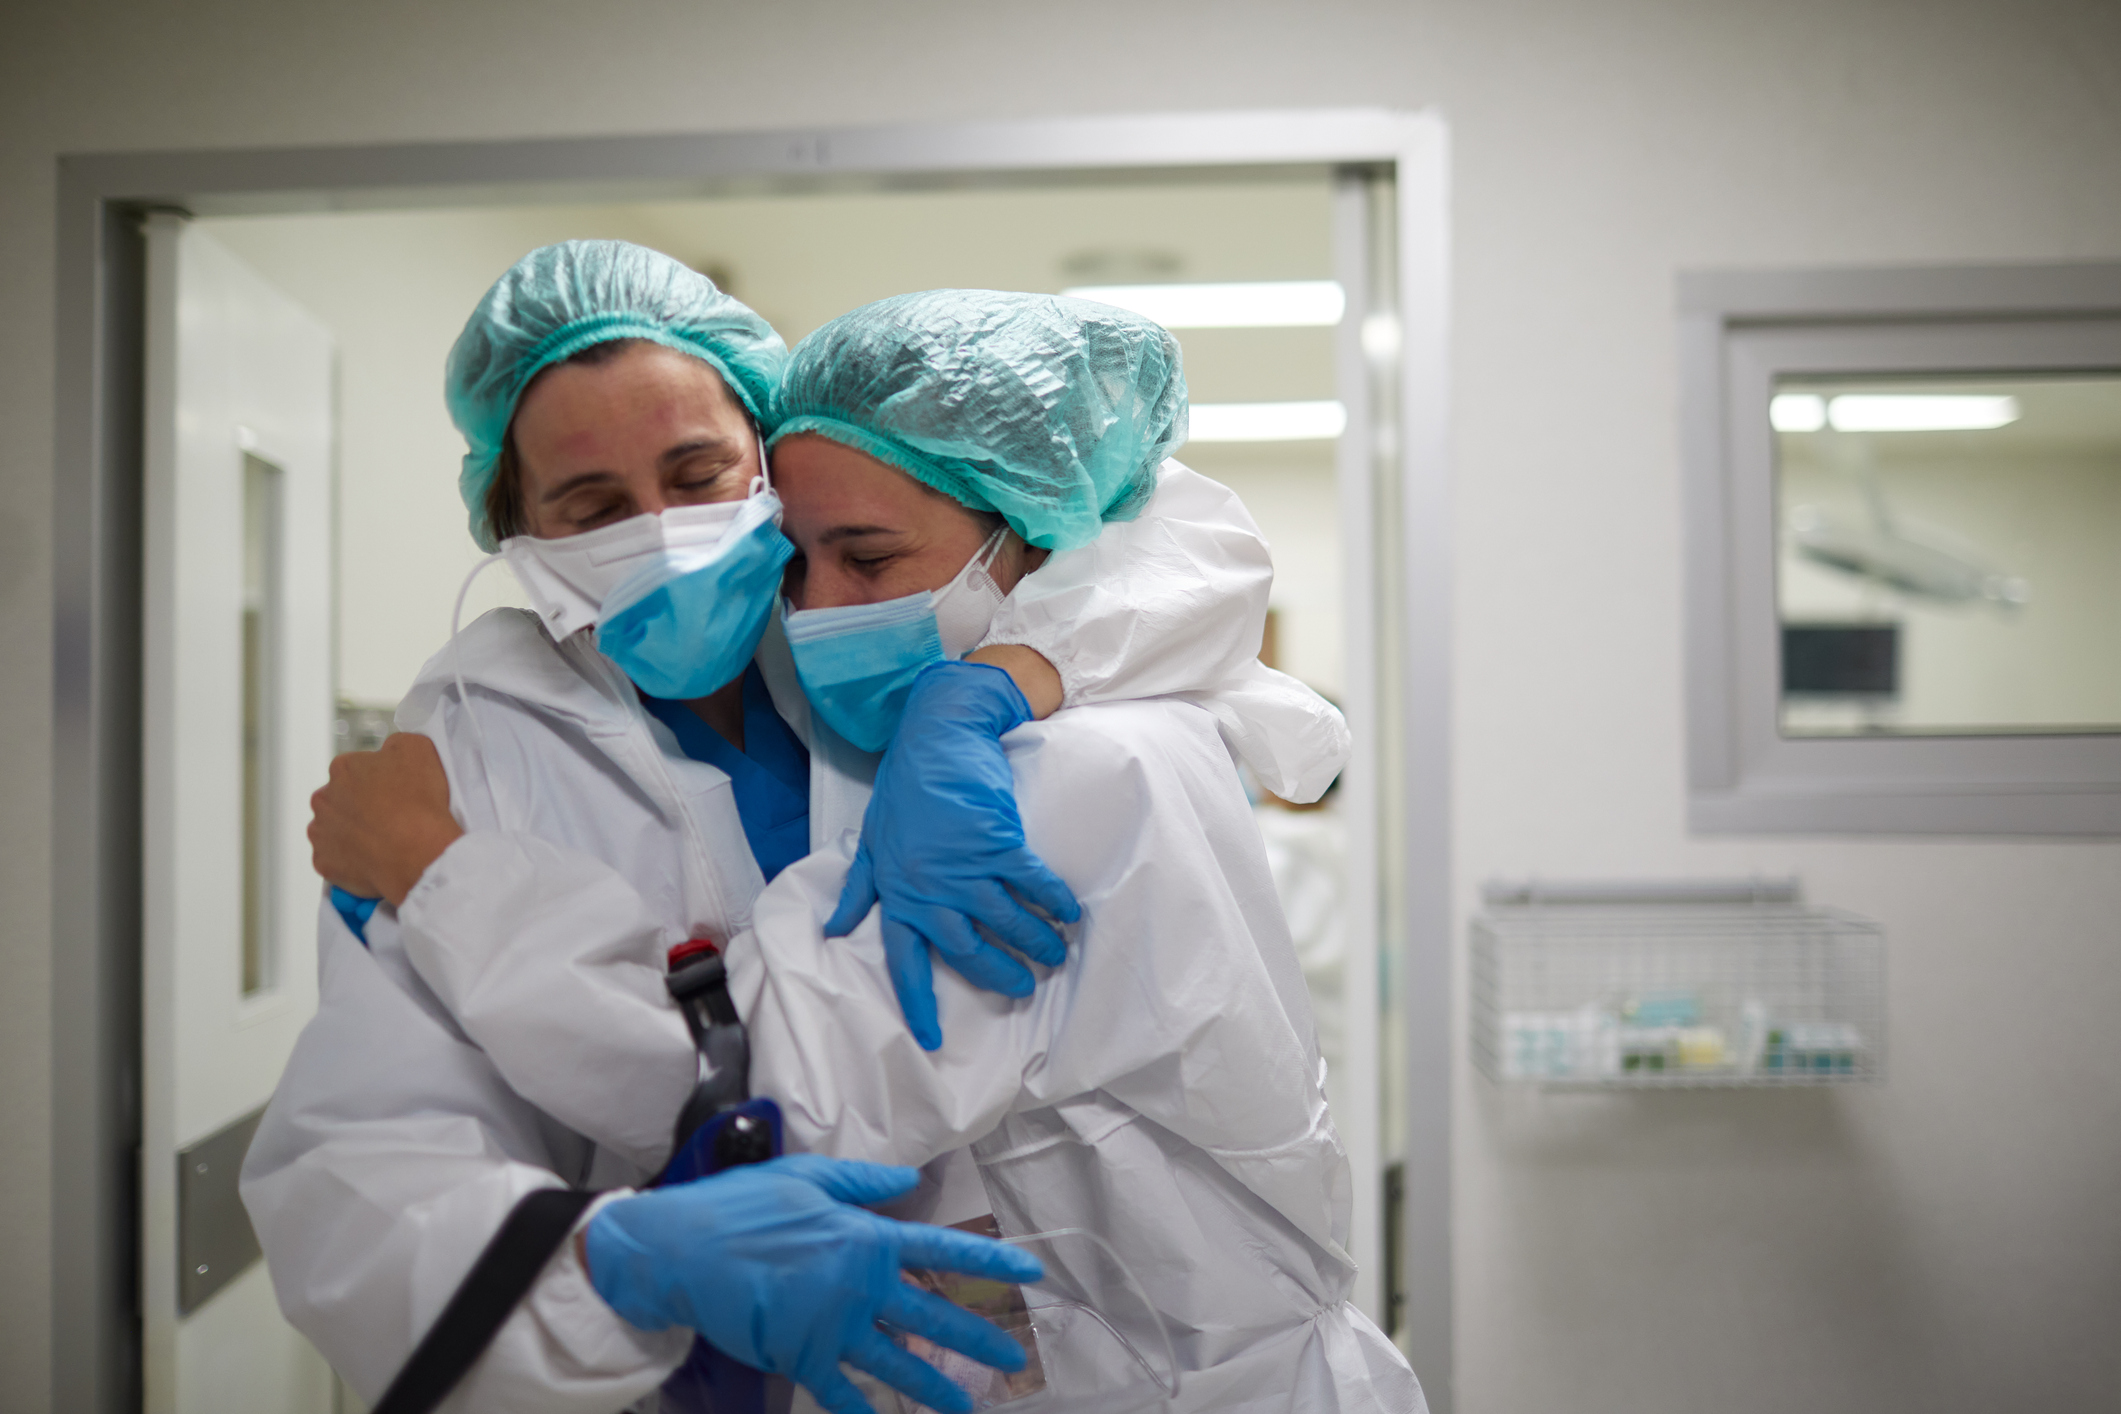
[371,1187,602,1414]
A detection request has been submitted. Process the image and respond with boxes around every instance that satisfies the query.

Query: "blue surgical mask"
[784,529,1009,752]
[503,476,794,700]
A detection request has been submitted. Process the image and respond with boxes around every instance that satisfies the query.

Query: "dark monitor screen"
[1782,623,1900,696]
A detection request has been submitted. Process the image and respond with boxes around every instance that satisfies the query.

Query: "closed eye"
[669,462,748,500]
[845,553,901,574]
[563,496,631,530]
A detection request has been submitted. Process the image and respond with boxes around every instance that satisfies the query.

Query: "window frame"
[1679,262,2121,835]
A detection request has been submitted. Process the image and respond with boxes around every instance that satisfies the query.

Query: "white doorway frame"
[52,107,1453,1412]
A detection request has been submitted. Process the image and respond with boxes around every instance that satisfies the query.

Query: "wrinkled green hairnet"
[769,290,1187,552]
[446,240,787,550]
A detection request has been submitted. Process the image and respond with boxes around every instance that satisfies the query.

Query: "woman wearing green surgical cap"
[771,287,1184,552]
[247,246,1346,1413]
[744,300,1409,1412]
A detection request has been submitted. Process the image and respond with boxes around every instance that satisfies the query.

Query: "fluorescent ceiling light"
[1772,392,2021,433]
[1360,312,1402,360]
[1187,400,1347,442]
[1826,395,2019,431]
[1061,280,1345,328]
[1770,394,1827,432]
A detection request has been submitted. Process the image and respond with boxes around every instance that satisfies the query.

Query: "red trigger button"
[667,936,721,969]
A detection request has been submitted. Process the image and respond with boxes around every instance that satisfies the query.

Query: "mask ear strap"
[750,419,773,499]
[447,555,513,831]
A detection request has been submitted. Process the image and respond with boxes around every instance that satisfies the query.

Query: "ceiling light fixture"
[1770,394,1827,432]
[1061,280,1346,329]
[1186,400,1348,442]
[1826,394,2020,432]
[1771,392,2020,433]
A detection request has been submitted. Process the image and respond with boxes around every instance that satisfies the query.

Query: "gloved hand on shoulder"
[586,1154,1042,1414]
[825,660,1081,1050]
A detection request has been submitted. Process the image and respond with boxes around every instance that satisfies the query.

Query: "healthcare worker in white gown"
[244,260,1358,1411]
[744,295,1419,1413]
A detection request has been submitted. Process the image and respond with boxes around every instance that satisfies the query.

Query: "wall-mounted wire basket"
[1470,879,1884,1089]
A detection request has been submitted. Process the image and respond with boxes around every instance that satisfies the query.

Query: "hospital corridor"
[3,3,2118,1414]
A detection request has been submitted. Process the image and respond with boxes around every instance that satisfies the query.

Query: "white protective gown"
[731,701,1423,1413]
[1254,799,1350,1125]
[242,462,1395,1412]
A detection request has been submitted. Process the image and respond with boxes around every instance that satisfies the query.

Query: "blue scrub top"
[330,885,379,941]
[643,664,813,883]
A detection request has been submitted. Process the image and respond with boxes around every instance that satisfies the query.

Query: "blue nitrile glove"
[585,1155,1044,1414]
[825,660,1082,1051]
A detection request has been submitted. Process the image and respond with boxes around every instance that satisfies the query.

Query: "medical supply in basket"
[1473,878,1884,1088]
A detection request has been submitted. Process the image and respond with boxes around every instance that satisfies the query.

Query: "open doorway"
[54,111,1449,1414]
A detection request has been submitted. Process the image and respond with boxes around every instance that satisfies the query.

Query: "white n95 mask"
[782,528,1010,753]
[930,527,1012,660]
[501,480,794,700]
[502,496,745,638]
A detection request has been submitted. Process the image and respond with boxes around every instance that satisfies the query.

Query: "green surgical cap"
[769,290,1187,552]
[446,240,787,550]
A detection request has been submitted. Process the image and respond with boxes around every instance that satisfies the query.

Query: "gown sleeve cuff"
[974,623,1094,708]
[418,1188,690,1412]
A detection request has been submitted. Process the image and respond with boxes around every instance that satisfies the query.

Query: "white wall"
[1439,6,2121,1409]
[6,2,2121,1412]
